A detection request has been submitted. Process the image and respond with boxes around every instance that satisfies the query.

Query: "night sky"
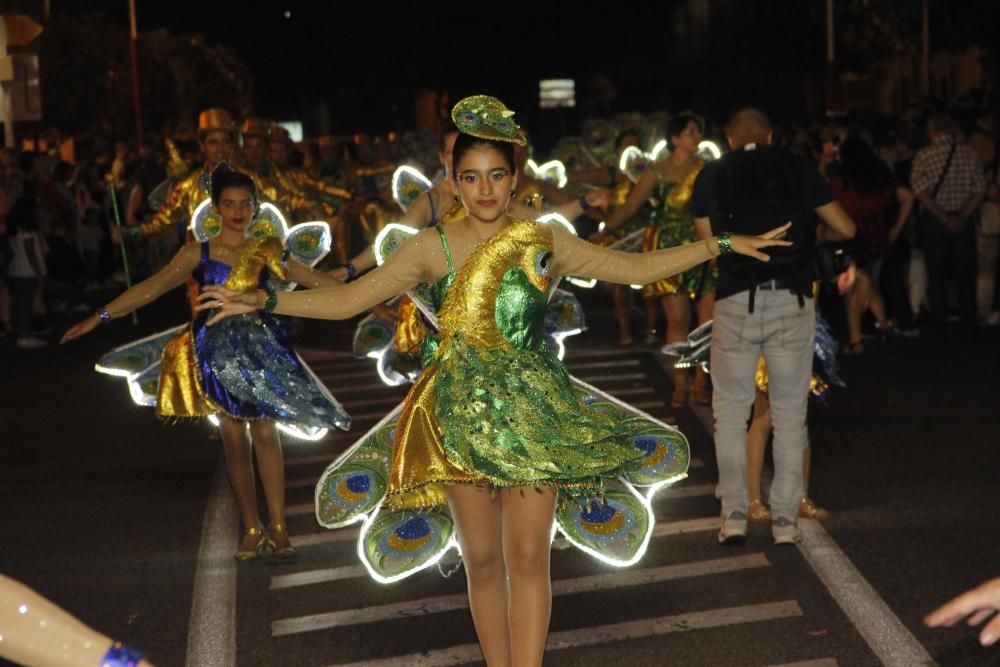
[56,0,692,131]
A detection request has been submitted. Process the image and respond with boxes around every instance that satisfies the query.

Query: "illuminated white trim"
[208,414,220,427]
[94,363,135,378]
[698,140,722,160]
[598,222,606,232]
[373,223,419,266]
[285,221,332,268]
[643,473,689,502]
[277,424,329,441]
[251,202,290,240]
[555,480,655,567]
[630,284,643,291]
[618,145,644,174]
[356,506,458,584]
[391,166,432,212]
[567,277,597,289]
[549,327,583,361]
[650,140,668,161]
[536,212,576,236]
[525,159,567,188]
[189,198,215,241]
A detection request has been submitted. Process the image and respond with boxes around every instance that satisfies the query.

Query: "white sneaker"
[718,510,747,545]
[772,517,801,545]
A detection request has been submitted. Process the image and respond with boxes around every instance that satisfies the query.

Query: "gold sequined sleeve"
[101,243,201,319]
[138,177,192,237]
[550,225,718,286]
[290,169,352,201]
[272,228,436,319]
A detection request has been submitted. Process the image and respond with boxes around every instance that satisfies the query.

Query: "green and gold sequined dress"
[316,221,691,581]
[641,161,718,298]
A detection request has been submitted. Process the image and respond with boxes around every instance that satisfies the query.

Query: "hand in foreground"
[371,303,401,323]
[729,222,793,261]
[583,188,611,211]
[196,286,262,325]
[925,577,1000,646]
[60,314,101,344]
[836,263,857,295]
[328,266,349,282]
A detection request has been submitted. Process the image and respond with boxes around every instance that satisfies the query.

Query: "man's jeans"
[711,289,815,522]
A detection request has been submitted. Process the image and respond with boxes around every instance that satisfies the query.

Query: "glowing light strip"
[549,327,583,361]
[555,480,655,567]
[189,198,214,241]
[525,159,567,188]
[277,424,329,442]
[373,223,419,266]
[391,166,432,212]
[356,507,458,584]
[567,277,597,288]
[619,146,644,173]
[127,377,157,406]
[650,140,668,161]
[698,140,722,160]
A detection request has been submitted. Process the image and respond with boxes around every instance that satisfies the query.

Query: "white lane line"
[677,357,937,667]
[797,521,936,667]
[184,457,236,667]
[274,510,722,591]
[765,660,839,667]
[286,477,318,490]
[273,553,772,636]
[324,600,802,667]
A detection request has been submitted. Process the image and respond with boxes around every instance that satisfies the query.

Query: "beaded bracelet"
[97,308,112,324]
[262,288,278,313]
[100,640,144,667]
[345,262,358,280]
[715,232,733,255]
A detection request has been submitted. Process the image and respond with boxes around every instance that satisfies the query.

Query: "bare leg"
[502,487,557,667]
[447,484,509,667]
[664,293,693,404]
[249,421,290,549]
[218,417,262,549]
[644,295,659,343]
[613,285,633,345]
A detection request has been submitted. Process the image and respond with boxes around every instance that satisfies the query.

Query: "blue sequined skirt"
[194,312,350,430]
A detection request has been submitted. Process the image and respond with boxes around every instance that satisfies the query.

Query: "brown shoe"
[799,497,829,519]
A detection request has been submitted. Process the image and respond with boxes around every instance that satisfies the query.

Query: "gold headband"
[451,95,527,146]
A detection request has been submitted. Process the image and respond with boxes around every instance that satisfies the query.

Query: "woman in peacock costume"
[62,167,349,562]
[199,96,790,666]
[600,112,721,408]
[351,123,608,386]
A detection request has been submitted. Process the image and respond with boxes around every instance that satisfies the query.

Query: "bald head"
[727,108,773,149]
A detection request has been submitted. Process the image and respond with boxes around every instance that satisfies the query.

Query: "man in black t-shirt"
[690,108,855,546]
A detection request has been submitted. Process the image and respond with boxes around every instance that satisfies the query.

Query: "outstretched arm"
[287,259,346,289]
[61,243,201,342]
[0,574,155,667]
[926,576,1000,646]
[602,169,657,233]
[201,228,437,322]
[551,224,790,286]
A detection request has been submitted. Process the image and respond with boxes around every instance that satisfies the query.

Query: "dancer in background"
[62,168,349,562]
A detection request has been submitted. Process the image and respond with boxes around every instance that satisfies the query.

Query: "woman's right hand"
[729,223,792,261]
[60,314,101,343]
[196,286,263,325]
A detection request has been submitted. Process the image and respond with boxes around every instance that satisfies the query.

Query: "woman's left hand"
[729,223,792,261]
[196,286,262,325]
